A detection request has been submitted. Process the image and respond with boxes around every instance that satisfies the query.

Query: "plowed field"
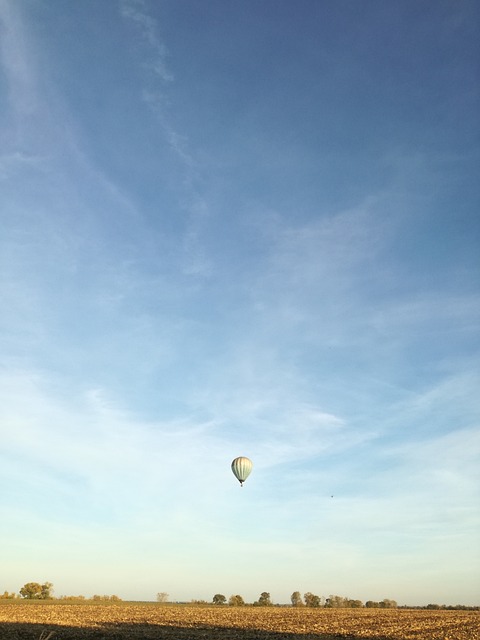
[0,602,479,640]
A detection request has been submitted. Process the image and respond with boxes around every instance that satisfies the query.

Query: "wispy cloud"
[0,151,45,179]
[249,199,391,319]
[0,370,222,517]
[0,0,38,115]
[120,0,212,278]
[120,0,173,83]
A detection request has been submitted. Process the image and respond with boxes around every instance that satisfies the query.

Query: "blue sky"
[1,0,479,606]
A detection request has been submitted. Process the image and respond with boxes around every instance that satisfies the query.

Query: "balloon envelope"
[231,456,253,486]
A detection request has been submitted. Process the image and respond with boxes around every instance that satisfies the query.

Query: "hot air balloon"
[231,456,253,487]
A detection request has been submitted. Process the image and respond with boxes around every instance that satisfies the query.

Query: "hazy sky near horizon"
[1,0,479,605]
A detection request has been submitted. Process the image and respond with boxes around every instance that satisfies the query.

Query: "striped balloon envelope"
[231,456,253,486]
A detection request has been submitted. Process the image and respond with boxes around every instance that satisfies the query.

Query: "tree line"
[2,584,477,610]
[208,593,477,610]
[210,592,398,608]
[0,582,121,601]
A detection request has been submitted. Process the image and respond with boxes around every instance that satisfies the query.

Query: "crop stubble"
[0,602,479,639]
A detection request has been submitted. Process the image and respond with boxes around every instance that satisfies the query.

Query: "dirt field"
[0,602,479,640]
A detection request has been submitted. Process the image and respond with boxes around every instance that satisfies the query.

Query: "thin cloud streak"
[120,0,213,278]
[120,0,173,83]
[0,0,38,115]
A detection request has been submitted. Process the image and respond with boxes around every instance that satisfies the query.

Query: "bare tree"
[156,592,169,603]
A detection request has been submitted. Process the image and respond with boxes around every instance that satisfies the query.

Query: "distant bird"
[231,456,253,487]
